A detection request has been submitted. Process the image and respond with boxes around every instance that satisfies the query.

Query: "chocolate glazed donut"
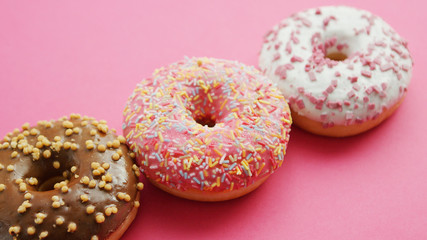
[0,114,143,240]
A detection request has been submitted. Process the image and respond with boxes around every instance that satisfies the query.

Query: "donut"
[0,114,143,240]
[123,57,292,201]
[259,6,413,137]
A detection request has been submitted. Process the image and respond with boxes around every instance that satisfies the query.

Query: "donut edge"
[106,192,140,240]
[148,175,270,202]
[291,96,405,137]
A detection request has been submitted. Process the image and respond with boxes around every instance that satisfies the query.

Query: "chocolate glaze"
[0,115,140,240]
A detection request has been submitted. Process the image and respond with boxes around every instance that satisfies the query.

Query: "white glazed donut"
[259,6,413,137]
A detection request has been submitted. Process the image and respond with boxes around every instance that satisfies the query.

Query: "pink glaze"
[123,57,292,193]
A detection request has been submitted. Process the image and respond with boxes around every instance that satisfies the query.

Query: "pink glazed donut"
[259,6,413,137]
[123,57,292,201]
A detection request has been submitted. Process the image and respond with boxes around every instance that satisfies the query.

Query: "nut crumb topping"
[0,115,141,239]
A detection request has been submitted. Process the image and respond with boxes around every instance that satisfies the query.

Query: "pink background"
[1,0,426,239]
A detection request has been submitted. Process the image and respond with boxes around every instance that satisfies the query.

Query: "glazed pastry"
[123,57,292,201]
[259,6,413,136]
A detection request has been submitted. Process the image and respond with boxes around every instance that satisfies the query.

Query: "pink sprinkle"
[273,53,281,61]
[343,100,351,106]
[315,96,326,110]
[355,117,363,124]
[362,14,376,25]
[375,41,387,47]
[314,54,323,65]
[279,21,288,29]
[354,28,364,35]
[308,71,316,81]
[286,41,292,54]
[361,70,372,78]
[380,64,393,72]
[365,87,373,95]
[322,122,335,128]
[348,76,358,83]
[301,18,312,27]
[347,90,355,99]
[297,87,305,93]
[366,26,372,35]
[361,57,374,68]
[323,16,336,28]
[308,95,318,104]
[391,44,402,55]
[327,61,338,69]
[274,42,282,50]
[373,85,381,93]
[323,18,329,28]
[373,57,382,65]
[320,113,328,121]
[354,103,359,110]
[324,37,337,48]
[285,64,294,70]
[264,30,274,39]
[363,96,369,103]
[296,99,305,109]
[335,71,341,77]
[291,32,299,44]
[331,80,338,87]
[326,100,342,109]
[311,32,321,45]
[401,39,408,47]
[353,83,361,91]
[322,91,329,97]
[382,28,391,36]
[402,64,410,72]
[336,43,348,51]
[372,112,380,120]
[381,82,388,90]
[368,103,376,110]
[290,56,304,62]
[326,85,334,94]
[274,65,288,80]
[315,9,322,15]
[345,112,354,120]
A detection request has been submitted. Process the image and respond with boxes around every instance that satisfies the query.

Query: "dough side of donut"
[149,175,270,202]
[291,96,404,137]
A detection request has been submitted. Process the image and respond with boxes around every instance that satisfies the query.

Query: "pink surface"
[0,1,426,239]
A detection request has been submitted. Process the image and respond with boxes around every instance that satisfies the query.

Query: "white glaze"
[259,6,412,127]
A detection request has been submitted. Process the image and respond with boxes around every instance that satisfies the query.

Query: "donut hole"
[186,90,220,128]
[194,115,216,128]
[23,151,79,192]
[325,52,348,61]
[38,175,69,191]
